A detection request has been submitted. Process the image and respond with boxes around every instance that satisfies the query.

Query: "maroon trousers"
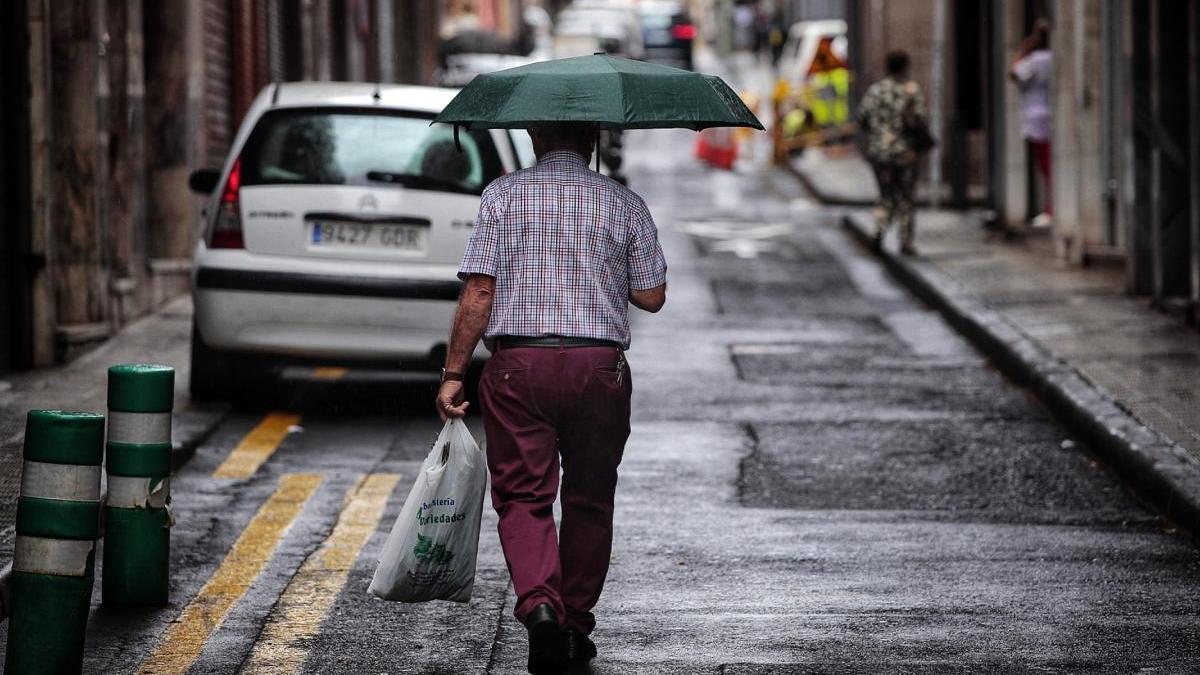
[479,344,631,635]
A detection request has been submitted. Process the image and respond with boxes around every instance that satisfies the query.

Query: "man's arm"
[626,196,668,313]
[436,274,495,420]
[630,283,666,313]
[905,82,930,125]
[1009,34,1039,83]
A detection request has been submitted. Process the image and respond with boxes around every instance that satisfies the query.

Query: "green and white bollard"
[6,410,104,675]
[103,364,175,607]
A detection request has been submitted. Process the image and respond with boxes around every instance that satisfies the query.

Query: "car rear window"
[239,108,504,195]
[640,13,673,29]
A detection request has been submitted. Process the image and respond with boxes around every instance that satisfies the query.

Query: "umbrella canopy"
[432,53,763,131]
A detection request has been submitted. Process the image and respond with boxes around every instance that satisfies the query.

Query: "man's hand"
[436,380,469,421]
[435,274,494,421]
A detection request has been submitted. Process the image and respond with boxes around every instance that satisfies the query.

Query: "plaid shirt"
[457,149,667,349]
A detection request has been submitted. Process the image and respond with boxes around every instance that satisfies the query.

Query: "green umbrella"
[432,53,764,131]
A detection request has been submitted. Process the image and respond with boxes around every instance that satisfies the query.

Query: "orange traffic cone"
[700,127,738,170]
[694,129,713,162]
[695,128,737,170]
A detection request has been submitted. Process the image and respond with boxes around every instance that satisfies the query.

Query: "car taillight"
[672,23,697,40]
[209,158,244,249]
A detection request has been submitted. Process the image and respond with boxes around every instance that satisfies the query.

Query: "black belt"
[495,335,621,349]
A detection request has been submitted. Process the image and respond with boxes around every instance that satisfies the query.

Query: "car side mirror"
[188,168,221,195]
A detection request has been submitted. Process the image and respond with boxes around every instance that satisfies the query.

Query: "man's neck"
[536,149,590,165]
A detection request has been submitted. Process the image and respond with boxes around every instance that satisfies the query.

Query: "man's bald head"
[528,123,597,161]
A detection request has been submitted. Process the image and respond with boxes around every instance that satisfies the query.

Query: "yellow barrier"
[770,76,856,165]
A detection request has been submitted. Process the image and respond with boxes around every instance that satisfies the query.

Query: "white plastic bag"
[369,418,487,603]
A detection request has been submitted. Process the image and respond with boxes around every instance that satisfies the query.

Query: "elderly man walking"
[435,123,667,674]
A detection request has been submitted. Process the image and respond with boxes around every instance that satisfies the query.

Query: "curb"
[842,211,1200,540]
[786,160,988,209]
[0,401,229,621]
[170,402,231,472]
[788,161,876,207]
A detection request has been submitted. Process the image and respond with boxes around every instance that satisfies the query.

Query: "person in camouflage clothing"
[856,50,930,255]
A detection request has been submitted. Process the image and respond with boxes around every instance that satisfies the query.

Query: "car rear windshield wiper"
[366,171,477,196]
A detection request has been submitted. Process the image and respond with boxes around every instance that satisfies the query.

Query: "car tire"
[189,323,253,402]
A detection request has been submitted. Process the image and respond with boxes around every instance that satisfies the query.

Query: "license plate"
[310,221,426,253]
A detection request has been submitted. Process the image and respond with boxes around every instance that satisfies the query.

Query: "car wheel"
[189,323,251,402]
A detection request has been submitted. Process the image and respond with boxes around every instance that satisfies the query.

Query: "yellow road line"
[311,366,347,381]
[214,412,302,479]
[241,473,402,674]
[139,473,323,675]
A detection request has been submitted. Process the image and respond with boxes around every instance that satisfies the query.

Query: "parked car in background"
[437,52,544,87]
[554,2,644,59]
[637,0,695,70]
[436,5,554,88]
[520,4,555,60]
[186,83,529,399]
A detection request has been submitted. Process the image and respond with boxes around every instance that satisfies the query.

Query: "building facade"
[1052,0,1200,316]
[844,0,1200,320]
[0,0,474,373]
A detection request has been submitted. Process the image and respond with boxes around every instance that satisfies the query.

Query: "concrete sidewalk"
[0,297,228,562]
[791,149,878,206]
[790,145,990,207]
[812,173,1200,536]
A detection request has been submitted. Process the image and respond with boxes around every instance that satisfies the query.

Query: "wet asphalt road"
[15,128,1200,674]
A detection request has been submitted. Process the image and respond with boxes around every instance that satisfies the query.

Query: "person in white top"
[1010,19,1053,228]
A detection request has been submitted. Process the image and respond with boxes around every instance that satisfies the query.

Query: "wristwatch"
[440,368,465,383]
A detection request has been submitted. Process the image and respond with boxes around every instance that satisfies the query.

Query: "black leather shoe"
[525,604,567,674]
[565,629,597,663]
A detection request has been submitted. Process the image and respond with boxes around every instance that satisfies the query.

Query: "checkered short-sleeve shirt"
[457,149,667,349]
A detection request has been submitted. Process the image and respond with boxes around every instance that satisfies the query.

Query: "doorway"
[0,0,31,373]
[1152,0,1194,300]
[1128,0,1195,300]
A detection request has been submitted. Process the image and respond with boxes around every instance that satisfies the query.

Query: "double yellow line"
[214,362,348,480]
[138,472,399,675]
[213,412,302,479]
[242,473,400,673]
[143,375,392,674]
